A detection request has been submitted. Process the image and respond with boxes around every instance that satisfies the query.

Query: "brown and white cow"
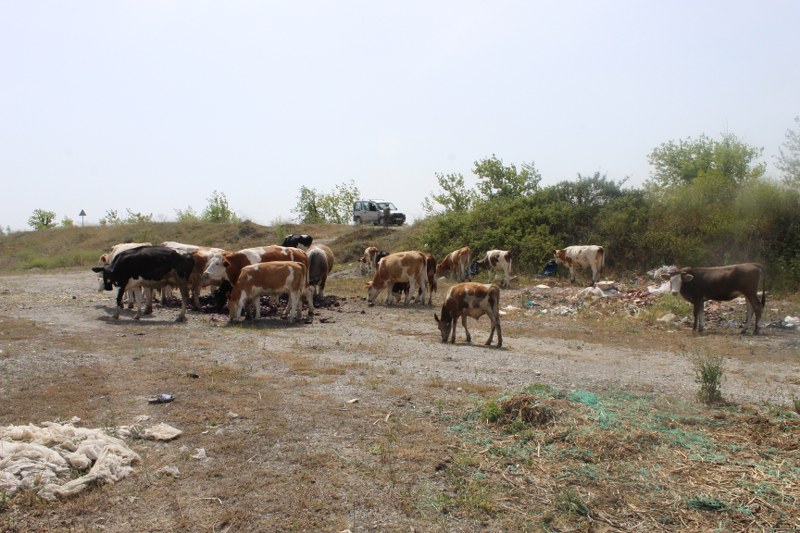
[202,245,312,317]
[360,246,379,275]
[434,282,502,347]
[160,242,229,308]
[475,250,512,288]
[554,245,605,285]
[661,263,766,335]
[307,243,335,299]
[391,252,437,305]
[228,261,308,323]
[436,246,472,281]
[367,251,428,306]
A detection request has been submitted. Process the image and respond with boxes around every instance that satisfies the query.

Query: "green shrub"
[693,354,725,405]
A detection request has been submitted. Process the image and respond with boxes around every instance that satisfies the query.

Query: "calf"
[229,261,308,323]
[661,263,766,335]
[281,234,313,250]
[367,251,428,306]
[554,245,605,285]
[434,282,502,347]
[92,246,194,321]
[475,250,512,288]
[307,244,335,299]
[436,246,472,281]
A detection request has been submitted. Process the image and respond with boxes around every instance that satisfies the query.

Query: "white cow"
[554,245,605,285]
[475,250,512,288]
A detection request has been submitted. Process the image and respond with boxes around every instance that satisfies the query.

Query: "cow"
[475,250,513,288]
[390,252,437,305]
[366,251,428,306]
[159,242,229,308]
[92,246,194,321]
[202,245,312,318]
[359,246,380,275]
[281,234,313,250]
[307,244,335,300]
[661,263,766,335]
[554,245,605,285]
[434,282,502,347]
[436,246,472,281]
[228,261,308,323]
[97,242,152,305]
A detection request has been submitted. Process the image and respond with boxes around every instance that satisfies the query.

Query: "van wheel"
[354,217,361,225]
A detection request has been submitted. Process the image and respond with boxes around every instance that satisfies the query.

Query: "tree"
[28,209,57,230]
[175,206,200,222]
[473,155,541,200]
[422,172,478,215]
[124,209,153,224]
[647,133,765,191]
[776,116,800,186]
[99,209,122,226]
[61,216,75,228]
[202,191,237,223]
[292,180,360,224]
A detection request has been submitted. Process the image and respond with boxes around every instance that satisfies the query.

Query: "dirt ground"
[1,269,798,532]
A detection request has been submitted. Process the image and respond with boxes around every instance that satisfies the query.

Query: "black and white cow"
[92,246,194,321]
[281,234,313,250]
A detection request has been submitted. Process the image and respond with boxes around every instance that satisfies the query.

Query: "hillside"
[0,221,424,273]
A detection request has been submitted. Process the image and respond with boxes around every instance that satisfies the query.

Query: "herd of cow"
[91,235,769,345]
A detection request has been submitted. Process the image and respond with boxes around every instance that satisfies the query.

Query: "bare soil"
[1,269,798,532]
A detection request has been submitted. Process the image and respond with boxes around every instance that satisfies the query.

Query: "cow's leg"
[494,314,503,348]
[113,286,126,319]
[449,320,457,344]
[461,314,471,344]
[318,275,327,300]
[303,286,313,320]
[192,279,202,310]
[175,283,189,322]
[693,301,704,332]
[570,267,576,284]
[744,295,763,335]
[133,287,145,320]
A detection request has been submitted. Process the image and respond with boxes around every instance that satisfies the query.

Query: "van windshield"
[376,202,396,210]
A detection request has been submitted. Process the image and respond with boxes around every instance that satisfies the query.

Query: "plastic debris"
[148,394,175,404]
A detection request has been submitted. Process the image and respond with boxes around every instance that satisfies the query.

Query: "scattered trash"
[533,284,550,290]
[657,313,677,323]
[767,316,799,330]
[647,265,674,280]
[522,300,539,308]
[227,411,239,419]
[347,398,360,404]
[647,281,671,294]
[542,259,558,276]
[148,394,175,404]
[190,448,208,461]
[185,372,200,379]
[155,466,180,478]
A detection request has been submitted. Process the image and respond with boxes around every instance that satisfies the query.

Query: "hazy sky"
[2,1,798,231]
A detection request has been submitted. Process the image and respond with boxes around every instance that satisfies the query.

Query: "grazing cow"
[229,261,308,323]
[391,252,437,305]
[281,234,313,250]
[436,246,472,281]
[434,282,502,347]
[159,242,229,308]
[367,251,428,306]
[92,246,194,321]
[307,244,335,299]
[661,263,766,335]
[554,245,605,285]
[202,245,312,317]
[475,250,513,288]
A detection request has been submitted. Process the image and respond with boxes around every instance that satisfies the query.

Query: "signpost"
[79,209,86,227]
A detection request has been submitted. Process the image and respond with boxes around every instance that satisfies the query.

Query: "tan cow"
[391,252,437,305]
[554,245,605,285]
[228,261,308,323]
[367,251,428,306]
[160,242,229,308]
[202,245,312,318]
[436,246,472,281]
[434,282,502,347]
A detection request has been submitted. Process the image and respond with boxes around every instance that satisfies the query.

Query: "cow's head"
[661,268,693,296]
[433,313,450,342]
[553,249,568,264]
[201,255,228,282]
[366,281,378,307]
[91,266,114,291]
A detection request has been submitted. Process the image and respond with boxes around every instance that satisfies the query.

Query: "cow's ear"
[91,267,104,273]
[682,273,694,282]
[434,313,440,324]
[223,259,230,268]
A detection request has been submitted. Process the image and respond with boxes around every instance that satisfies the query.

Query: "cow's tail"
[598,246,605,272]
[760,264,767,307]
